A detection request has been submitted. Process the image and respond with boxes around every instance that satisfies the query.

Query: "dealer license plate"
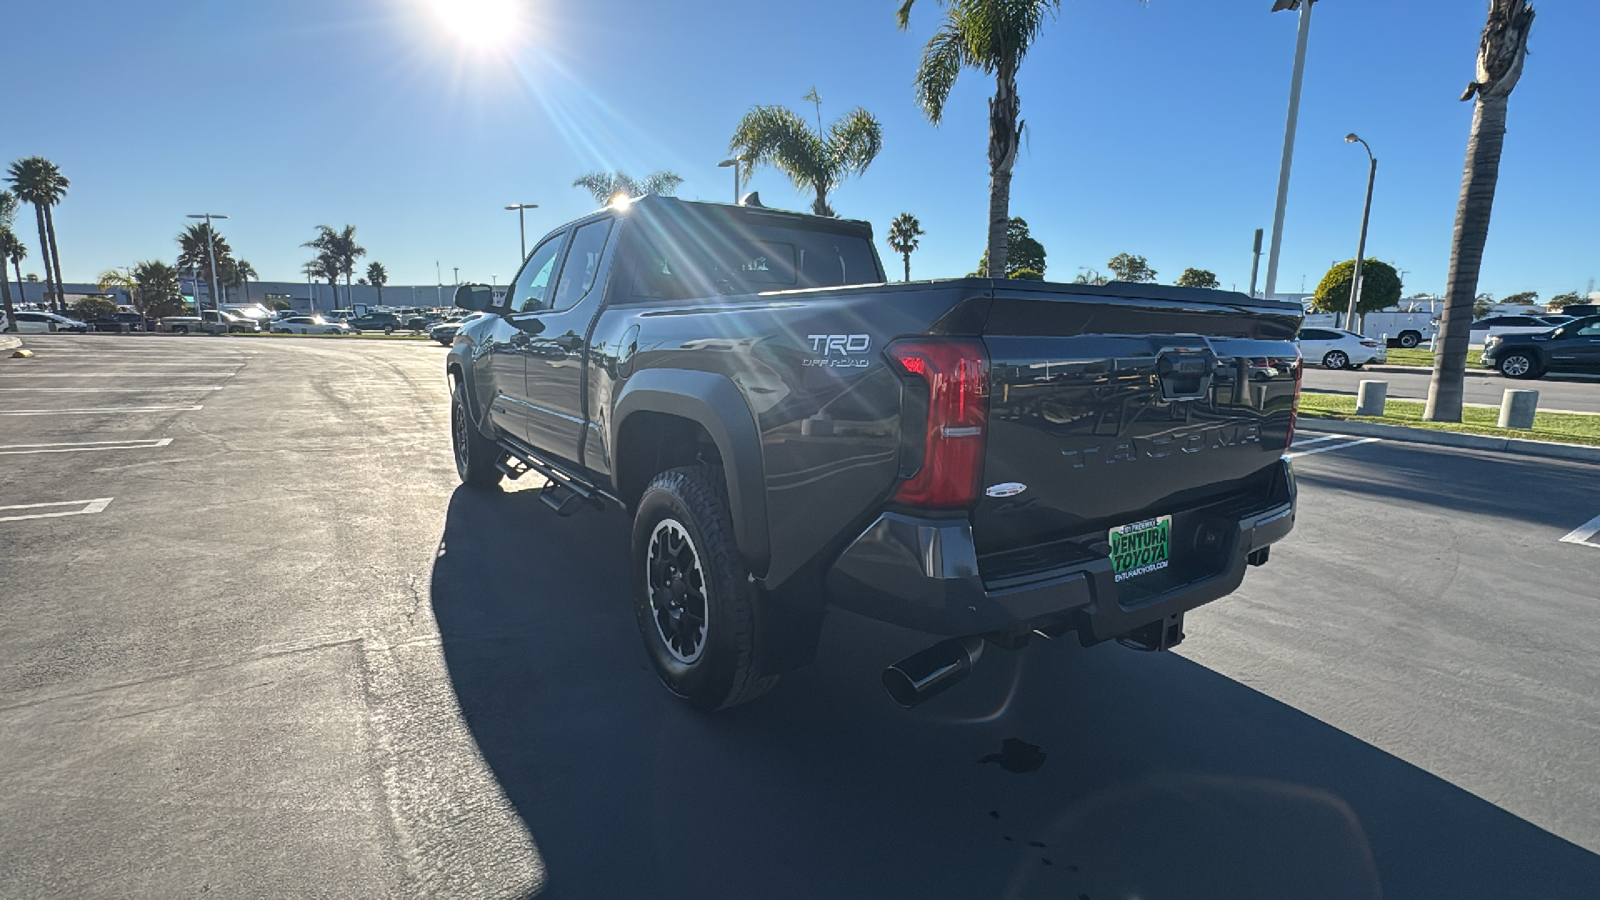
[1109,515,1171,582]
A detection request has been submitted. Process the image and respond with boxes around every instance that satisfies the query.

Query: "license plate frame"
[1109,515,1172,582]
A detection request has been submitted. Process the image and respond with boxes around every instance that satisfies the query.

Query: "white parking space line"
[0,387,225,393]
[1290,434,1348,448]
[1286,437,1381,459]
[0,372,237,378]
[0,498,113,523]
[0,438,173,455]
[1559,514,1600,549]
[0,405,203,416]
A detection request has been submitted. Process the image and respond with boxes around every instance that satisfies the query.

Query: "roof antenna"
[739,191,763,208]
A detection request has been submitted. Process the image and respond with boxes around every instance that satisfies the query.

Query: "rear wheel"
[1322,350,1349,370]
[1499,352,1541,379]
[451,380,502,488]
[1398,331,1422,349]
[383,324,395,335]
[632,466,777,711]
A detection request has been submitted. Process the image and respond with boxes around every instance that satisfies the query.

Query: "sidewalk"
[1298,416,1600,464]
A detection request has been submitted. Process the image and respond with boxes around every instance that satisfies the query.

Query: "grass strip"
[1298,393,1600,447]
[1381,347,1483,368]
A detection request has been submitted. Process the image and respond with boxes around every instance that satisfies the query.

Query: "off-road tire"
[632,465,777,711]
[451,380,502,488]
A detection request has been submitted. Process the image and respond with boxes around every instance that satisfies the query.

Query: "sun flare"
[426,0,522,46]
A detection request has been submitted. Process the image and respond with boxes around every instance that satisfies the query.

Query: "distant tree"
[26,273,38,282]
[0,192,17,329]
[975,217,1047,278]
[1547,291,1583,309]
[95,269,138,307]
[230,259,258,304]
[1108,253,1157,283]
[571,171,684,206]
[1473,292,1496,318]
[132,260,183,317]
[176,222,234,312]
[886,213,925,282]
[366,261,388,304]
[729,105,882,217]
[1011,268,1044,281]
[1427,0,1536,423]
[70,295,119,319]
[269,298,292,312]
[6,156,70,313]
[1177,268,1220,289]
[304,225,364,305]
[1312,259,1402,316]
[1500,290,1537,305]
[1072,268,1109,285]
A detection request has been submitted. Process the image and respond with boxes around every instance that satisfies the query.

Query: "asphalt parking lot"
[2,334,1597,899]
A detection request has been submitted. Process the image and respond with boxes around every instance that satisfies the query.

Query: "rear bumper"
[825,459,1296,643]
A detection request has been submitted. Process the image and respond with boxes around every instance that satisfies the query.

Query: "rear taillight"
[887,339,990,509]
[1360,340,1379,347]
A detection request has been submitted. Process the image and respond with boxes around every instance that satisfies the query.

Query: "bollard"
[1498,389,1539,429]
[1355,380,1388,417]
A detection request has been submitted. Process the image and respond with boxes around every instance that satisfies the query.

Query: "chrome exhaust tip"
[882,636,986,708]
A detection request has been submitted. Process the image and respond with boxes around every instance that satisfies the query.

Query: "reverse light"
[887,339,990,509]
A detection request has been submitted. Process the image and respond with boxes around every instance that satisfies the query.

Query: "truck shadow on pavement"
[431,485,1600,900]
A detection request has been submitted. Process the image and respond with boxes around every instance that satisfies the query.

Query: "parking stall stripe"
[0,387,225,393]
[1559,514,1600,549]
[1286,437,1381,459]
[0,498,113,523]
[1290,434,1349,448]
[0,405,204,416]
[0,438,173,455]
[0,372,237,378]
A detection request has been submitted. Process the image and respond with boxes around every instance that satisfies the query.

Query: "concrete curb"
[1299,416,1600,465]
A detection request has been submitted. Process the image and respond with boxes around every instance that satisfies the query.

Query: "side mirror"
[453,283,495,312]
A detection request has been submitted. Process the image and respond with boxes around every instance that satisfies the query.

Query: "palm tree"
[96,268,139,309]
[177,222,233,313]
[304,255,340,309]
[132,260,183,317]
[232,260,257,304]
[898,1,1095,277]
[572,171,684,206]
[887,213,925,282]
[366,261,388,305]
[6,157,70,313]
[304,225,365,305]
[729,105,883,217]
[2,230,25,315]
[0,193,16,329]
[1425,0,1536,423]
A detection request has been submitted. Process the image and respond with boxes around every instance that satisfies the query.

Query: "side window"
[1576,322,1600,337]
[508,233,566,313]
[548,219,614,312]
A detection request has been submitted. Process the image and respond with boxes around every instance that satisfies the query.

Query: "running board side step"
[495,439,607,517]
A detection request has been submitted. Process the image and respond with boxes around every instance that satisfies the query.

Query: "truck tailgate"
[974,285,1301,577]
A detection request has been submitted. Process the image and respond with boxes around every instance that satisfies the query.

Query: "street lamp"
[186,213,228,320]
[1344,133,1377,329]
[718,157,747,204]
[505,203,538,260]
[1263,0,1319,299]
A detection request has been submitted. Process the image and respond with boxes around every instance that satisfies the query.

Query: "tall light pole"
[1344,133,1377,330]
[505,203,538,260]
[186,213,228,320]
[436,261,442,306]
[718,157,745,203]
[1263,0,1318,299]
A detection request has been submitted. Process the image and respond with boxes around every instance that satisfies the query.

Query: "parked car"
[222,306,274,330]
[89,311,147,332]
[1468,314,1566,345]
[429,312,483,344]
[11,310,89,333]
[201,309,261,333]
[1481,315,1600,379]
[271,315,353,335]
[1297,327,1386,369]
[443,195,1300,711]
[346,311,402,334]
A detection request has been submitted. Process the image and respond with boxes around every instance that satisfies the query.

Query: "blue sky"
[6,0,1596,301]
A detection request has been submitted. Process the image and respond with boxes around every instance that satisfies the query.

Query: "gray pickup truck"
[446,196,1302,710]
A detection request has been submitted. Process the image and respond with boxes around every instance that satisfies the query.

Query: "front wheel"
[451,380,502,488]
[383,324,395,335]
[632,466,777,711]
[1323,350,1350,370]
[1499,353,1542,379]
